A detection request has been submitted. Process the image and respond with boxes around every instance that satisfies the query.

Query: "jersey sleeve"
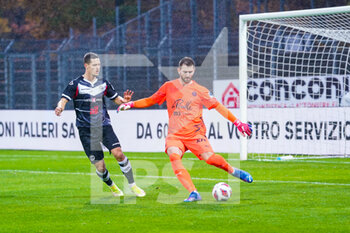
[105,80,119,100]
[150,82,168,105]
[199,87,219,110]
[62,80,78,101]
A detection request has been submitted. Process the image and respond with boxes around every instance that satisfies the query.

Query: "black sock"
[96,169,113,186]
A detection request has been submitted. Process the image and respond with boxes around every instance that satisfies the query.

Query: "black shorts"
[78,125,121,163]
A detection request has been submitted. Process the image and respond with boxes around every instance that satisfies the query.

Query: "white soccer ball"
[212,182,232,201]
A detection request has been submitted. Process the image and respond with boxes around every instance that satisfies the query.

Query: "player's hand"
[117,101,134,113]
[55,106,63,116]
[123,89,134,102]
[233,119,252,137]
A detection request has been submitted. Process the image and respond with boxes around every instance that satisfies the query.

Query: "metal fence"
[0,0,345,110]
[1,2,175,110]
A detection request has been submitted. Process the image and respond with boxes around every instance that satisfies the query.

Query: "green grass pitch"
[0,150,349,233]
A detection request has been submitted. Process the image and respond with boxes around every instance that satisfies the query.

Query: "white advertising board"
[213,76,350,108]
[0,108,349,155]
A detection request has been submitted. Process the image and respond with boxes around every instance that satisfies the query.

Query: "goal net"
[239,6,350,160]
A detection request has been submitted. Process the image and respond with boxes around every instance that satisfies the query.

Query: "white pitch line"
[257,180,350,186]
[254,159,350,164]
[1,154,350,164]
[1,169,349,186]
[0,154,236,161]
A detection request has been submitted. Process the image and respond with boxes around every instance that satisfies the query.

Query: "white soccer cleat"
[109,183,124,197]
[130,184,146,197]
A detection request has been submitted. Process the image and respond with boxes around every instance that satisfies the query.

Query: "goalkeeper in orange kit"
[118,57,253,202]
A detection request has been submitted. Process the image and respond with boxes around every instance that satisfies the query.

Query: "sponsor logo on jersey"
[172,99,192,110]
[78,83,106,96]
[196,138,206,143]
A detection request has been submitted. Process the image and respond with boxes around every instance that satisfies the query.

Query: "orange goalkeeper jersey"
[150,79,219,138]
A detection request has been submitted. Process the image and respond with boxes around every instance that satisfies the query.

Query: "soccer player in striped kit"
[55,52,145,197]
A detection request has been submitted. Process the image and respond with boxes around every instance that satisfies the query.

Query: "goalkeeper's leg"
[168,151,201,202]
[168,152,196,193]
[203,153,253,183]
[187,136,253,183]
[166,141,201,202]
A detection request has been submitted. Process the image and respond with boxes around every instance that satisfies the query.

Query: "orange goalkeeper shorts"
[165,134,214,160]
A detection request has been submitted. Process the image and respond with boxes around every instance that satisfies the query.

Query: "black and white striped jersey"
[62,76,119,127]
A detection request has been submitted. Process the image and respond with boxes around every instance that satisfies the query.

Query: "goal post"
[239,6,350,160]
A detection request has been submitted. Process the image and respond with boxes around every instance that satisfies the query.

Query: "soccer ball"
[212,182,232,201]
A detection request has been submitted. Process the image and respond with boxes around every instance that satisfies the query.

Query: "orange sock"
[169,153,196,192]
[206,154,234,174]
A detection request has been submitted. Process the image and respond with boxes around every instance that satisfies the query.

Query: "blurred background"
[0,0,349,110]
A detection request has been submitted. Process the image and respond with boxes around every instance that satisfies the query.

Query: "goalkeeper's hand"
[117,101,134,113]
[233,119,252,137]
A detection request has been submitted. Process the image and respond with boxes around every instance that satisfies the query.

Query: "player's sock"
[96,169,113,186]
[169,153,196,192]
[206,154,234,174]
[118,157,135,184]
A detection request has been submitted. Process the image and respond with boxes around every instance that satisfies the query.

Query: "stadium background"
[1,0,348,110]
[0,1,349,233]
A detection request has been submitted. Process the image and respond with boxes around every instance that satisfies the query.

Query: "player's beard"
[181,76,192,84]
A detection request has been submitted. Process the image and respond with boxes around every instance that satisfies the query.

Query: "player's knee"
[169,153,181,162]
[167,147,182,156]
[111,147,125,161]
[201,152,214,162]
[94,160,106,172]
[168,153,184,175]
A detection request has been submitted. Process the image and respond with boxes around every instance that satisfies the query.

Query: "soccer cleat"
[109,183,124,197]
[130,184,146,197]
[232,168,253,183]
[184,191,202,202]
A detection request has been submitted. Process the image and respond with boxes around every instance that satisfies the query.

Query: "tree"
[0,0,139,39]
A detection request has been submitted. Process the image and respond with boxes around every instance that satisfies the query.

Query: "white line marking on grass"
[2,154,350,164]
[257,180,350,186]
[256,159,350,164]
[128,157,350,164]
[1,169,350,186]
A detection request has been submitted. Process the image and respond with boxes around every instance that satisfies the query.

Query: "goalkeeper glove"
[117,101,134,113]
[233,119,252,137]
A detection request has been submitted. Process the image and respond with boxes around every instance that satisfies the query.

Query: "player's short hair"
[178,57,195,67]
[84,52,99,64]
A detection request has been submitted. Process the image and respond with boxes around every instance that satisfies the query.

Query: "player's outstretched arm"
[114,89,134,105]
[55,98,69,116]
[214,103,252,137]
[117,97,156,112]
[122,89,134,102]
